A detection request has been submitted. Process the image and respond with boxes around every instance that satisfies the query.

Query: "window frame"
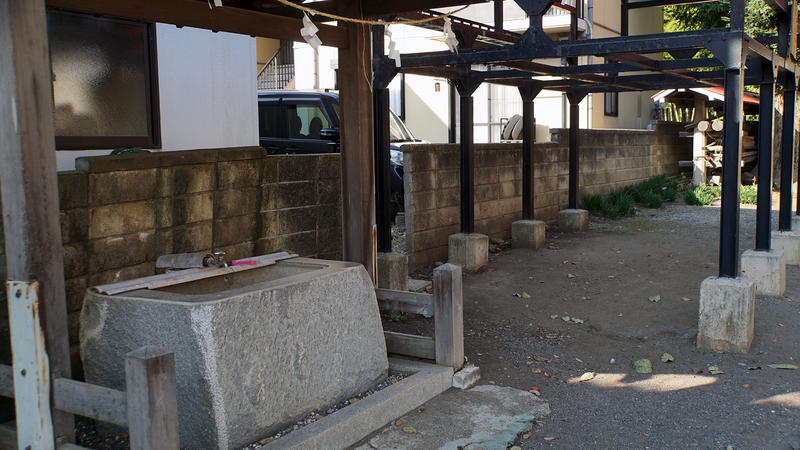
[49,10,161,150]
[604,92,619,117]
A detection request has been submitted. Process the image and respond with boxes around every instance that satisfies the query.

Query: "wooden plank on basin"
[384,331,435,360]
[53,378,128,427]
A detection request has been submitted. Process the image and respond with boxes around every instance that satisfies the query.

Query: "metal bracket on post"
[704,32,748,70]
[512,0,555,17]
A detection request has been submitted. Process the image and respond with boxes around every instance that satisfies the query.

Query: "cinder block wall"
[403,123,690,269]
[0,147,342,350]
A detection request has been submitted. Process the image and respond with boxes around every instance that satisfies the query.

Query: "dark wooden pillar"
[338,9,376,280]
[0,0,74,442]
[454,74,484,234]
[719,67,744,277]
[566,91,587,209]
[756,61,776,251]
[519,83,542,220]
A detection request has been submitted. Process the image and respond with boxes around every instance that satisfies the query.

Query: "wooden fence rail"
[377,263,464,371]
[0,346,178,450]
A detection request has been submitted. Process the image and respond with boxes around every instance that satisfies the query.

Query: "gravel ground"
[386,195,800,450]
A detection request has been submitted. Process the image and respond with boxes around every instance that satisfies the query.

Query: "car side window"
[285,103,330,140]
[259,102,280,138]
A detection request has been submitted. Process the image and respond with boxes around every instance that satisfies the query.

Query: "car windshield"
[389,109,414,142]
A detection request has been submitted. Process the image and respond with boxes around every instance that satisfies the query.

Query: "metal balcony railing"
[257,40,295,90]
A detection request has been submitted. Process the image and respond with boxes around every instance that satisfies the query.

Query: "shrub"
[684,185,720,206]
[740,185,757,205]
[642,191,665,209]
[580,194,604,214]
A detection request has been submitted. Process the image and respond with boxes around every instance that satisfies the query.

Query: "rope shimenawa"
[274,0,469,26]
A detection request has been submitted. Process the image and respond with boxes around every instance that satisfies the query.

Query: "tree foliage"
[664,0,777,38]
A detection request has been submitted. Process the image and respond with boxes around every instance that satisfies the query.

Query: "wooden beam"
[375,289,435,316]
[433,264,464,371]
[125,346,179,450]
[338,3,376,281]
[0,365,12,398]
[53,378,128,427]
[45,0,349,48]
[384,332,436,360]
[363,0,485,17]
[0,0,74,442]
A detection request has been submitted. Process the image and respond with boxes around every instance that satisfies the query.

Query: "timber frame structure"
[1,0,799,446]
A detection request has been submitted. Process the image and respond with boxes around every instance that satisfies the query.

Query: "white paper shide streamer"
[443,17,458,52]
[385,26,401,67]
[301,12,322,49]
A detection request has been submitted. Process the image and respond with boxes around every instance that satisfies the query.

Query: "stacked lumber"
[685,120,758,185]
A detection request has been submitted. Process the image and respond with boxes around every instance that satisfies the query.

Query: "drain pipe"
[586,0,594,128]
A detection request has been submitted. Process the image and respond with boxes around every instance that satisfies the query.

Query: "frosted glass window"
[48,11,159,149]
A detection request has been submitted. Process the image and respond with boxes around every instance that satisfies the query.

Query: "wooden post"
[125,346,179,450]
[7,281,55,449]
[338,5,377,282]
[434,264,464,371]
[0,0,74,442]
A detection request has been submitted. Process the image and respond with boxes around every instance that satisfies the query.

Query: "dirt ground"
[385,198,800,450]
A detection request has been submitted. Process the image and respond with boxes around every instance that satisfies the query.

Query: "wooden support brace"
[434,264,464,371]
[125,346,179,450]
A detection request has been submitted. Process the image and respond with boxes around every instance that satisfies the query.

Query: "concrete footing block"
[452,365,481,390]
[512,220,546,249]
[448,233,488,271]
[377,252,409,291]
[558,209,588,232]
[740,249,786,297]
[697,276,755,354]
[771,231,800,265]
[792,215,800,232]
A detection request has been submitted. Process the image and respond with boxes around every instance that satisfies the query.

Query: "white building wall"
[57,25,257,171]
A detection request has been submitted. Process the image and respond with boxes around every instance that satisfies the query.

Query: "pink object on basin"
[231,260,258,266]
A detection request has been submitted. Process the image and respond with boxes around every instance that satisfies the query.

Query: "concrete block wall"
[403,123,690,269]
[1,147,342,348]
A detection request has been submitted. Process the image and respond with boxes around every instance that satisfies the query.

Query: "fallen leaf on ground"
[608,275,616,279]
[510,447,522,450]
[402,427,417,434]
[395,420,403,426]
[579,372,596,382]
[568,274,575,278]
[708,365,724,375]
[544,437,556,441]
[521,292,531,298]
[534,354,548,362]
[540,280,545,283]
[551,314,559,319]
[743,384,751,388]
[259,438,277,444]
[767,364,799,369]
[661,353,674,363]
[747,366,761,370]
[513,293,521,297]
[562,316,571,322]
[530,390,541,396]
[692,368,703,374]
[522,432,533,439]
[575,358,583,363]
[119,433,129,439]
[633,359,653,373]
[573,318,586,324]
[348,398,359,404]
[649,295,661,302]
[617,313,623,317]
[682,297,692,301]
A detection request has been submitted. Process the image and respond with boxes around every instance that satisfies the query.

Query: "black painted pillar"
[620,0,628,36]
[779,75,796,231]
[519,83,542,220]
[454,75,483,234]
[372,24,396,253]
[494,0,503,33]
[756,62,776,251]
[719,68,744,278]
[374,88,392,252]
[566,91,586,209]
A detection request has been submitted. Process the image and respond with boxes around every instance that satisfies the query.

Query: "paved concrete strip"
[352,385,550,450]
[263,359,453,450]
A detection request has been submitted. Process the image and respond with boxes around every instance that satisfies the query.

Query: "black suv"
[257,90,419,218]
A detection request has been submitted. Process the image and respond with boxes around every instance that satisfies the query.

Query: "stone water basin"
[80,257,388,450]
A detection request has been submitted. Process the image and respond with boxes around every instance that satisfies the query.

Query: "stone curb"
[262,359,454,450]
